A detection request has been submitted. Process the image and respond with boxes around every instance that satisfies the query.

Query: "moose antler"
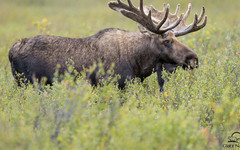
[108,0,184,34]
[143,3,207,36]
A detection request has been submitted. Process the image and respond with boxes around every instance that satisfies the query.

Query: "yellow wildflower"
[163,105,167,110]
[42,18,48,23]
[106,95,110,100]
[164,92,168,97]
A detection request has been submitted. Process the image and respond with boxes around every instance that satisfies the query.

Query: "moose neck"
[121,31,161,78]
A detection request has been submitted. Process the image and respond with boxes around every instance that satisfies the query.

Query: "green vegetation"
[0,0,239,149]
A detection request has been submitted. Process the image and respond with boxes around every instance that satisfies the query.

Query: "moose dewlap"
[9,0,207,91]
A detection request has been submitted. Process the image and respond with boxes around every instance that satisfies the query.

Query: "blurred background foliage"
[0,0,239,150]
[0,0,239,38]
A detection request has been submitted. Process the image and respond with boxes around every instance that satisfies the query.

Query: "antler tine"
[197,6,205,23]
[156,6,169,31]
[182,3,192,24]
[110,0,130,12]
[140,0,144,14]
[197,15,207,29]
[147,10,153,22]
[193,14,199,26]
[127,0,134,8]
[117,0,124,5]
[163,3,167,9]
[174,4,180,15]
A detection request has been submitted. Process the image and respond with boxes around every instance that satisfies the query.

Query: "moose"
[9,0,207,91]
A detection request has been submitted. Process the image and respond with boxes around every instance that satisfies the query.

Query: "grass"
[0,0,240,149]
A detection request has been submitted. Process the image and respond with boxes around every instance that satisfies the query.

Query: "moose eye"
[163,39,171,47]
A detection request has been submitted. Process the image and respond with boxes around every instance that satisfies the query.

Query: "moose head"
[109,0,207,69]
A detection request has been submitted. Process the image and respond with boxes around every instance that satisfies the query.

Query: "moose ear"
[137,23,154,36]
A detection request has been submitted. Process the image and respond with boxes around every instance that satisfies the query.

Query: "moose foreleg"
[156,63,165,92]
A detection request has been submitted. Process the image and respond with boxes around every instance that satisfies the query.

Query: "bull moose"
[9,0,207,91]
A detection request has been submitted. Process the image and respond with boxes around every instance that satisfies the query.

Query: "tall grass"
[0,0,239,149]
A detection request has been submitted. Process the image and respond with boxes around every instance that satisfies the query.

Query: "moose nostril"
[185,58,198,69]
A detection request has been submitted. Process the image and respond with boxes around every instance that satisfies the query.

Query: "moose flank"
[9,0,207,91]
